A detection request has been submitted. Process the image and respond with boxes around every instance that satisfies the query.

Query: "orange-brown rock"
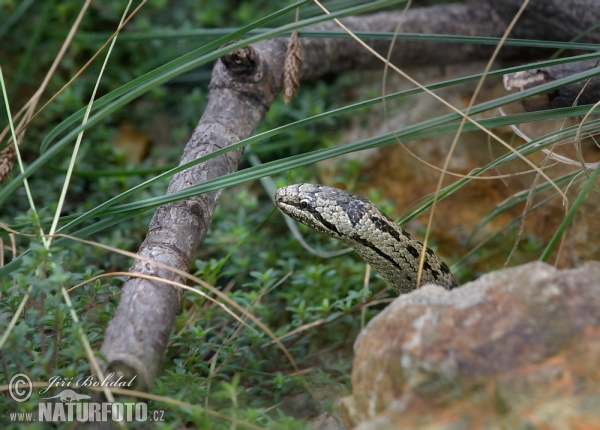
[342,262,600,429]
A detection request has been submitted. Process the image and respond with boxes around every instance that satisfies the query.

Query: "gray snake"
[275,184,457,294]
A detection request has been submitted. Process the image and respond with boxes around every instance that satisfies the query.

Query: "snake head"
[275,183,458,292]
[275,183,372,241]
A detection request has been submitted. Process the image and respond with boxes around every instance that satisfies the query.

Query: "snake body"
[275,184,457,294]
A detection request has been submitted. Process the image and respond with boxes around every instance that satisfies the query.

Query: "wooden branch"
[99,0,600,392]
[504,59,600,111]
[99,44,282,389]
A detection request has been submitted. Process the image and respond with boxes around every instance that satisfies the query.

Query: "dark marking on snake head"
[307,207,339,236]
[406,244,420,259]
[370,216,382,229]
[426,266,440,280]
[426,247,435,256]
[350,235,404,274]
[401,228,414,239]
[347,201,367,227]
[370,216,401,241]
[440,261,451,275]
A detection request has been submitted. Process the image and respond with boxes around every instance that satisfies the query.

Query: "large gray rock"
[341,262,600,429]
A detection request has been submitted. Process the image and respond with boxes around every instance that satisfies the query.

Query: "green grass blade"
[468,171,583,242]
[3,105,596,239]
[539,162,600,262]
[0,0,35,41]
[400,119,600,224]
[101,63,600,214]
[0,0,400,207]
[451,188,566,272]
[101,111,600,216]
[76,29,600,52]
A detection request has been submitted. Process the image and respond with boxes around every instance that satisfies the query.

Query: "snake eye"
[300,200,309,209]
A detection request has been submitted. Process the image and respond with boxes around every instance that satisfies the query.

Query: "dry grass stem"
[283,30,301,104]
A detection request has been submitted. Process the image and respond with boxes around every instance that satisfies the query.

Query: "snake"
[275,183,457,294]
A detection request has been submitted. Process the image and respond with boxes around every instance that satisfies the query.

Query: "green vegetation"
[1,0,599,428]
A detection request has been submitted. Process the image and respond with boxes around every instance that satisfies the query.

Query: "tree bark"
[99,0,600,391]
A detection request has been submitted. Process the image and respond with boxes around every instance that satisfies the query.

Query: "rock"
[342,262,600,429]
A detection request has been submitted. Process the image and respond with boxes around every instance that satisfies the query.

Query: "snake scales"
[275,184,457,294]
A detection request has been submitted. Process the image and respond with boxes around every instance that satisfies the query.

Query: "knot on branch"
[220,46,262,81]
